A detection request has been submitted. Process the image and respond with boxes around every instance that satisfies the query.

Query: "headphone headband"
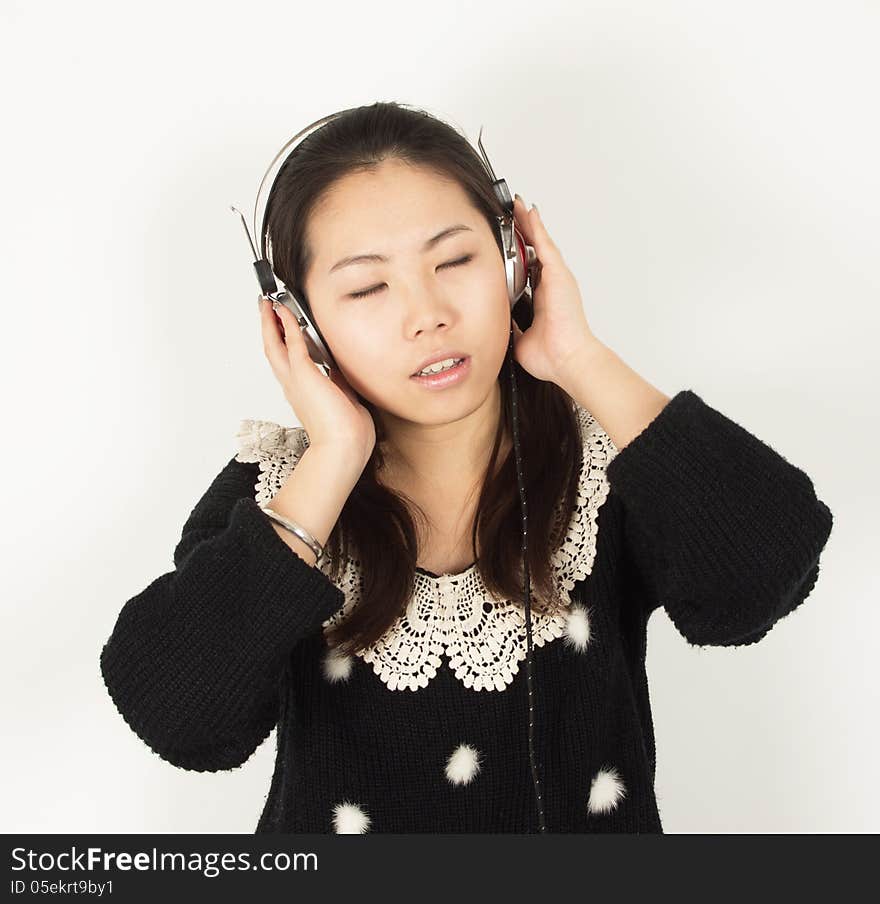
[254,107,356,267]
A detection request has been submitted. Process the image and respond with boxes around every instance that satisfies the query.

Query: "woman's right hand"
[259,295,376,471]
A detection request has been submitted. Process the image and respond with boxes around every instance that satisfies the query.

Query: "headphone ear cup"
[510,224,529,303]
[278,290,337,372]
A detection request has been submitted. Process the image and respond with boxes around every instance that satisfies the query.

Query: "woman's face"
[301,158,511,429]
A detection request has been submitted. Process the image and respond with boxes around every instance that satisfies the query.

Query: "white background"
[2,0,876,833]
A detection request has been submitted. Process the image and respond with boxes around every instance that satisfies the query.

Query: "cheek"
[479,257,513,318]
[326,318,397,397]
[476,273,515,358]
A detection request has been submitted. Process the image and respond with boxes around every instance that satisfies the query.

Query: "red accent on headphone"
[514,227,527,267]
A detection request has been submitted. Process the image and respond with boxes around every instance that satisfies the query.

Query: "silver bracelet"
[259,504,327,565]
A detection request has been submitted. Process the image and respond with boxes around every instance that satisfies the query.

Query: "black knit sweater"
[99,389,833,833]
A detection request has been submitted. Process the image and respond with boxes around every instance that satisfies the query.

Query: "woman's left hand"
[509,195,604,386]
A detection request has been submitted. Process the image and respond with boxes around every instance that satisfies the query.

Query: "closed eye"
[348,255,474,299]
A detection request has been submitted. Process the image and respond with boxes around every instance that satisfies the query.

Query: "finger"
[526,202,561,261]
[259,297,299,376]
[259,295,284,359]
[278,305,333,389]
[272,301,311,364]
[512,195,535,244]
[513,195,557,269]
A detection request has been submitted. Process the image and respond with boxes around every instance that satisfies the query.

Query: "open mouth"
[410,356,471,388]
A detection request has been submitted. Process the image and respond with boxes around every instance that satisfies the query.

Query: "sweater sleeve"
[99,454,345,772]
[605,389,834,647]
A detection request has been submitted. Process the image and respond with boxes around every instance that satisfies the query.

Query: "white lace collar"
[235,404,619,692]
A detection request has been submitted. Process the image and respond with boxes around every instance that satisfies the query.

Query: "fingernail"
[532,203,540,215]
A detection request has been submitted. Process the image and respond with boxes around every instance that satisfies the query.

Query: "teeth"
[416,357,463,376]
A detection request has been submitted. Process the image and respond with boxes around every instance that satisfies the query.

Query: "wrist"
[303,440,368,478]
[557,335,612,392]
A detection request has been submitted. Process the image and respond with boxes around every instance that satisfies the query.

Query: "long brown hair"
[263,101,584,657]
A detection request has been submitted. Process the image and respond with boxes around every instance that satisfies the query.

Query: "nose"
[401,278,457,336]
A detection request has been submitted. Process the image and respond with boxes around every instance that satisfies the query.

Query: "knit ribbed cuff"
[100,495,346,771]
[605,389,833,645]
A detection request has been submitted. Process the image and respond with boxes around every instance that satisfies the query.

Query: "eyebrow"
[328,224,474,275]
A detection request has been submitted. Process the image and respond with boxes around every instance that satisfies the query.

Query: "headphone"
[231,105,549,833]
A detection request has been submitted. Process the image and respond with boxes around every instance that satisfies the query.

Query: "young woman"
[100,102,833,834]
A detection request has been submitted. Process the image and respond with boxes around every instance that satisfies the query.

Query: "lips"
[410,350,470,377]
[409,355,472,388]
[412,357,466,377]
